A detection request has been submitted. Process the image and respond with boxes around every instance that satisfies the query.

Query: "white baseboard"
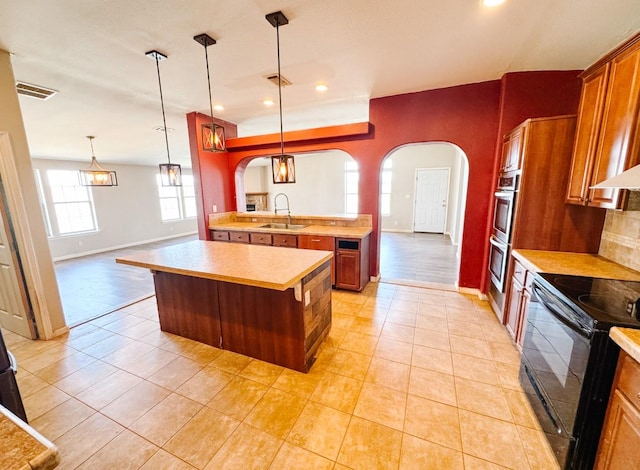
[52,231,198,262]
[370,274,381,282]
[380,228,413,233]
[457,286,485,299]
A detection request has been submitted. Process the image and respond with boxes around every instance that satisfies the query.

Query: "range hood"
[591,164,640,190]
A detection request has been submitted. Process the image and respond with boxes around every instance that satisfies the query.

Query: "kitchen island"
[116,240,333,372]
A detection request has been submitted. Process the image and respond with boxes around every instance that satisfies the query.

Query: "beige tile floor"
[4,282,559,470]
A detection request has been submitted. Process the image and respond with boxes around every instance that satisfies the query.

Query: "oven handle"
[532,282,593,339]
[489,235,506,249]
[523,362,564,435]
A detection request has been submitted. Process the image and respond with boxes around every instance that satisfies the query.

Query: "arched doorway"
[378,142,469,288]
[236,150,358,215]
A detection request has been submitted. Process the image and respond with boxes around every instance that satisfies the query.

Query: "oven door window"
[520,284,591,434]
[493,192,514,244]
[488,237,508,292]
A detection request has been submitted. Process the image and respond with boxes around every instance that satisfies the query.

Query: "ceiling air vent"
[15,81,57,100]
[265,73,291,87]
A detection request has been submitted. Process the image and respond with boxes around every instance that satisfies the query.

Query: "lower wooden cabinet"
[504,258,533,347]
[299,235,335,285]
[596,352,640,469]
[335,237,370,292]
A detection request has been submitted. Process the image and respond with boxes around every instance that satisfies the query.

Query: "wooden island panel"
[153,272,222,347]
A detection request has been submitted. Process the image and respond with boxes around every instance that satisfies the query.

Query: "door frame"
[0,132,66,339]
[412,167,450,233]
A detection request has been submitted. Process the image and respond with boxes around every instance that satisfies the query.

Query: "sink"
[259,223,308,230]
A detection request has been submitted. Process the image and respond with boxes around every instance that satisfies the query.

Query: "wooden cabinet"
[229,231,250,243]
[596,352,640,469]
[250,233,272,245]
[299,235,335,285]
[272,234,297,248]
[211,230,229,241]
[567,33,640,209]
[503,259,532,347]
[500,125,526,172]
[335,237,370,292]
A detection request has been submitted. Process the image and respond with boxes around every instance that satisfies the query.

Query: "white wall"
[32,158,197,259]
[381,143,467,241]
[244,151,354,215]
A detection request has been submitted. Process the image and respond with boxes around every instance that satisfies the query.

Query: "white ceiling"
[1,0,639,167]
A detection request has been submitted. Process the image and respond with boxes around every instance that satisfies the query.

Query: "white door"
[414,168,449,233]
[0,185,36,338]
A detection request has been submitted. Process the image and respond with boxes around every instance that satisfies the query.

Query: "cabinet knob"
[637,392,640,400]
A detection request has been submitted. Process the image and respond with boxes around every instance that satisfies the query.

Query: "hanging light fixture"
[78,136,118,186]
[146,49,182,186]
[266,10,295,184]
[194,33,226,152]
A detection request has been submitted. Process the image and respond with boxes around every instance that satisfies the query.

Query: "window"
[156,174,197,221]
[380,159,392,216]
[46,170,98,234]
[344,161,359,214]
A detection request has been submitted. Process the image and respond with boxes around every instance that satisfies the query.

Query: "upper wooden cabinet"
[500,125,526,173]
[567,33,640,209]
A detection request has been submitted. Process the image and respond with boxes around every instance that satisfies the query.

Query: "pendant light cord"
[204,45,216,134]
[154,55,172,165]
[88,136,95,157]
[276,18,285,157]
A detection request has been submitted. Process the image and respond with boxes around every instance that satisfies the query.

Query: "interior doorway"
[379,143,469,288]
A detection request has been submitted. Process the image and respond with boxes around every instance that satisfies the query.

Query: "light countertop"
[116,240,333,291]
[0,405,59,470]
[512,249,640,281]
[610,327,640,364]
[209,221,372,239]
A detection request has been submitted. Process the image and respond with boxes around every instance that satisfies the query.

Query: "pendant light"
[78,136,118,186]
[194,33,226,152]
[146,49,182,186]
[266,10,295,184]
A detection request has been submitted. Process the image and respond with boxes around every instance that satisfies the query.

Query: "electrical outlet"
[212,204,217,213]
[329,221,336,225]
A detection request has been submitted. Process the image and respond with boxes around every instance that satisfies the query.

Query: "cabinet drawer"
[298,234,335,251]
[212,230,230,241]
[618,352,640,407]
[512,260,527,286]
[250,233,273,245]
[273,234,297,248]
[229,231,250,243]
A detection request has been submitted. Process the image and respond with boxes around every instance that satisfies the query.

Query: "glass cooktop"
[535,273,640,330]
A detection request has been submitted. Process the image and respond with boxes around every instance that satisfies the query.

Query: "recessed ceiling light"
[483,0,506,6]
[213,104,224,111]
[263,98,275,107]
[315,84,328,92]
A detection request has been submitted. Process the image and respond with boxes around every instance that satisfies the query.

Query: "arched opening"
[379,142,469,288]
[236,150,358,215]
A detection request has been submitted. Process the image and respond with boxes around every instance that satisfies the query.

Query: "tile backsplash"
[599,194,640,272]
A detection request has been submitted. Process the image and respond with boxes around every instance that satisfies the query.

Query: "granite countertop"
[0,405,59,470]
[116,240,333,291]
[511,249,640,281]
[209,221,372,239]
[610,327,640,364]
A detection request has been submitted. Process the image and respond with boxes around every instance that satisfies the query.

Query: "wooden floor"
[379,232,459,287]
[54,235,197,327]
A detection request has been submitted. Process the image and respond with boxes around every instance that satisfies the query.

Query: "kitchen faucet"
[274,193,291,225]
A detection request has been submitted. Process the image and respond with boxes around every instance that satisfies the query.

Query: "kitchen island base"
[153,262,332,373]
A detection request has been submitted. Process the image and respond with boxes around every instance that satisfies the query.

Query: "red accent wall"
[188,71,583,291]
[187,112,237,239]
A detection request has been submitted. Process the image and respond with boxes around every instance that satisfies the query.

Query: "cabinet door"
[589,46,640,209]
[500,135,512,172]
[516,288,531,346]
[336,250,360,290]
[567,65,610,205]
[507,126,525,171]
[505,276,522,341]
[299,235,335,285]
[595,389,640,469]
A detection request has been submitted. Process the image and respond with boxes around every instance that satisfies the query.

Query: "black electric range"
[520,273,640,469]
